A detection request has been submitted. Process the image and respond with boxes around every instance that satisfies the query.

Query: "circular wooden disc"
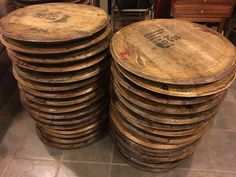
[14,0,83,6]
[36,127,106,149]
[13,59,108,84]
[111,102,214,137]
[23,99,108,120]
[110,116,198,150]
[32,114,108,130]
[111,101,210,132]
[18,78,107,99]
[111,19,236,85]
[111,107,213,145]
[113,79,225,115]
[111,125,200,155]
[7,39,109,64]
[112,130,197,162]
[115,146,190,172]
[33,109,107,127]
[9,52,109,73]
[0,3,109,43]
[1,25,111,54]
[14,68,108,92]
[20,90,105,114]
[36,121,106,139]
[30,104,108,125]
[20,86,106,106]
[111,62,220,105]
[114,61,236,97]
[112,95,219,125]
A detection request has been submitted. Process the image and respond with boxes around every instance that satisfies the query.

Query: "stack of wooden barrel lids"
[0,3,111,149]
[110,19,236,172]
[14,0,91,8]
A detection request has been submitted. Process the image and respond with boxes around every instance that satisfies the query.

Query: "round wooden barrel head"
[114,61,236,97]
[111,19,236,85]
[10,51,109,73]
[1,26,111,54]
[7,39,110,64]
[0,3,109,43]
[113,80,226,115]
[111,62,221,105]
[14,59,109,84]
[36,127,106,149]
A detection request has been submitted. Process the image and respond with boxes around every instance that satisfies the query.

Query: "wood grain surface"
[0,3,109,43]
[114,61,235,97]
[1,26,111,54]
[6,40,109,64]
[111,19,236,85]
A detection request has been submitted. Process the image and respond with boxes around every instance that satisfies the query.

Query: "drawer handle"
[200,9,204,14]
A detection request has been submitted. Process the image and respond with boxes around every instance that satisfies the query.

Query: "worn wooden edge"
[111,62,221,105]
[28,104,108,126]
[20,89,107,114]
[110,20,236,85]
[36,117,107,136]
[111,107,213,145]
[110,115,199,150]
[111,100,211,132]
[31,110,109,130]
[36,127,107,149]
[111,124,201,155]
[111,129,193,172]
[112,79,226,115]
[14,68,109,92]
[22,98,109,120]
[111,90,221,125]
[13,59,109,84]
[9,51,109,73]
[6,40,110,64]
[112,130,197,163]
[20,86,107,106]
[114,61,236,97]
[1,4,110,43]
[111,102,213,137]
[1,25,111,54]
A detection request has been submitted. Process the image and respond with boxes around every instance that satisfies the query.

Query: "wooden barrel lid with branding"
[111,19,236,85]
[0,3,109,43]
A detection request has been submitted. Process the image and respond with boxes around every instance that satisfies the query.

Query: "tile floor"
[0,81,236,177]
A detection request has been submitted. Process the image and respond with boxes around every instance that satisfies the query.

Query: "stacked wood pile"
[110,19,236,172]
[0,3,111,149]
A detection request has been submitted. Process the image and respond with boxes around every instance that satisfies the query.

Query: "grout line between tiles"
[111,163,130,166]
[0,128,27,177]
[108,143,114,177]
[61,160,110,165]
[0,154,13,177]
[54,150,65,177]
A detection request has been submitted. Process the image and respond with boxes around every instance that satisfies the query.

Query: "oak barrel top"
[0,3,109,43]
[111,19,236,85]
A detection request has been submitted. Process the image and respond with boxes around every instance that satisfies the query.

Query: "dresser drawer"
[172,4,232,17]
[174,0,232,4]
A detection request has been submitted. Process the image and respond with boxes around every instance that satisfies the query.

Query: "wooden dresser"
[170,0,234,32]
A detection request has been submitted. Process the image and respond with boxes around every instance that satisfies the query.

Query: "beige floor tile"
[63,135,112,162]
[111,164,163,177]
[2,158,58,177]
[206,130,236,173]
[213,101,236,131]
[57,162,110,177]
